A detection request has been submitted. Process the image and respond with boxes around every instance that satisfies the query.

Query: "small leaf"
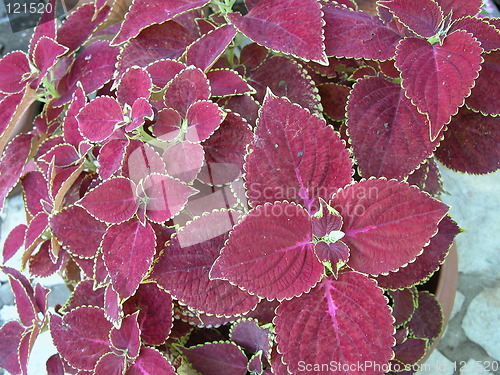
[25,212,49,251]
[407,291,443,343]
[435,0,482,20]
[388,287,418,328]
[466,50,500,115]
[0,51,30,94]
[50,307,112,371]
[117,67,152,106]
[77,96,124,142]
[378,0,443,38]
[392,337,428,367]
[110,312,141,359]
[275,272,394,374]
[317,83,350,121]
[29,241,68,278]
[125,347,176,375]
[151,108,183,141]
[3,224,27,263]
[146,59,187,90]
[112,0,210,45]
[406,157,443,197]
[211,202,324,301]
[181,342,248,375]
[186,100,226,142]
[435,107,500,174]
[207,69,254,97]
[395,31,483,140]
[62,280,105,312]
[0,320,25,375]
[450,16,500,53]
[98,139,129,180]
[104,284,123,326]
[62,83,86,148]
[78,177,138,224]
[332,179,449,275]
[230,319,272,359]
[31,37,69,87]
[22,171,50,217]
[228,0,327,64]
[122,140,166,184]
[94,352,126,375]
[46,354,65,375]
[186,24,237,71]
[163,141,205,182]
[102,219,156,299]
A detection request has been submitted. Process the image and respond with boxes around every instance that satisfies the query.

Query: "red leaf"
[275,272,394,375]
[113,0,209,45]
[110,312,141,359]
[3,224,27,263]
[0,51,30,94]
[211,202,324,300]
[186,24,237,71]
[163,141,205,182]
[230,319,272,359]
[3,270,38,327]
[50,307,112,371]
[406,157,443,197]
[322,4,402,60]
[125,347,176,375]
[77,96,124,142]
[388,287,417,327]
[25,212,49,251]
[207,69,254,97]
[163,66,211,117]
[127,98,153,131]
[78,177,138,224]
[451,16,500,53]
[466,50,500,115]
[122,141,166,184]
[31,37,69,87]
[435,107,500,174]
[62,280,105,312]
[55,41,119,106]
[146,59,187,90]
[106,283,123,323]
[63,84,86,147]
[22,171,50,217]
[151,108,182,141]
[181,342,248,375]
[245,93,352,211]
[228,0,327,64]
[395,31,483,140]
[318,83,350,121]
[406,291,443,342]
[94,352,126,375]
[378,0,443,37]
[117,67,152,106]
[139,174,197,222]
[392,337,428,367]
[0,320,25,375]
[435,0,482,20]
[29,241,68,278]
[219,94,260,127]
[347,76,437,179]
[123,283,173,346]
[152,210,259,316]
[97,139,129,180]
[38,143,80,167]
[186,100,226,142]
[102,219,156,299]
[46,354,65,375]
[332,179,449,275]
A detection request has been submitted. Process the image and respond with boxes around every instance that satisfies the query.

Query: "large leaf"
[181,342,248,375]
[102,219,156,299]
[77,96,124,142]
[0,51,30,94]
[450,16,500,53]
[275,272,394,375]
[245,93,352,211]
[152,210,259,316]
[347,76,437,179]
[50,307,112,371]
[466,50,500,115]
[322,3,402,60]
[331,179,449,275]
[228,0,327,64]
[434,107,500,174]
[211,202,324,300]
[395,31,483,140]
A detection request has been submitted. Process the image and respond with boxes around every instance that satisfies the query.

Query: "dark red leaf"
[406,291,443,343]
[239,42,269,70]
[332,179,449,275]
[0,51,30,94]
[322,4,402,60]
[388,287,417,327]
[245,93,352,211]
[181,342,248,375]
[94,352,126,375]
[228,0,327,64]
[317,83,350,121]
[146,59,187,90]
[151,108,182,141]
[219,94,260,127]
[102,219,156,299]
[211,202,324,300]
[392,337,428,367]
[275,272,394,374]
[77,96,123,142]
[22,171,50,216]
[163,141,205,182]
[435,0,482,20]
[186,100,226,142]
[112,0,209,45]
[186,24,237,71]
[38,143,80,167]
[207,69,254,97]
[230,319,272,359]
[435,107,499,174]
[0,320,25,375]
[25,212,49,251]
[3,224,27,263]
[406,157,443,197]
[395,31,483,140]
[466,50,500,115]
[122,141,166,184]
[46,354,65,375]
[125,347,176,375]
[451,16,500,53]
[110,312,141,359]
[62,280,105,312]
[50,307,112,371]
[97,139,129,180]
[62,83,86,147]
[117,67,152,106]
[29,241,68,277]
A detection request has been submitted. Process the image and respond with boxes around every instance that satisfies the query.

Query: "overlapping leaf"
[181,342,248,375]
[185,100,226,142]
[77,96,123,142]
[466,50,500,115]
[117,67,152,106]
[0,52,30,94]
[435,0,482,20]
[125,347,176,375]
[207,69,254,97]
[163,141,205,182]
[450,16,500,53]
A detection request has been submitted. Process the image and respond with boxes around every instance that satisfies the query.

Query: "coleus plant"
[0,0,497,373]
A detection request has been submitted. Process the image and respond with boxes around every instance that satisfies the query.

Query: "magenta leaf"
[392,336,428,367]
[230,319,272,359]
[97,139,129,180]
[435,0,482,20]
[0,51,30,94]
[211,202,324,300]
[77,96,124,142]
[102,219,156,299]
[378,0,443,38]
[164,66,211,117]
[104,284,123,326]
[406,291,443,343]
[163,141,205,182]
[25,212,49,251]
[63,83,86,147]
[152,210,259,315]
[139,174,197,222]
[112,0,209,45]
[151,108,183,141]
[322,4,402,60]
[123,283,173,346]
[3,224,27,263]
[245,93,352,210]
[122,141,166,184]
[146,59,187,90]
[22,171,50,216]
[127,98,154,131]
[29,241,68,278]
[181,342,248,375]
[332,179,449,275]
[466,50,500,115]
[228,0,327,64]
[275,272,394,374]
[38,143,80,168]
[388,288,417,327]
[395,31,483,140]
[450,16,500,53]
[50,307,112,371]
[317,83,350,121]
[407,157,443,197]
[62,280,105,312]
[0,320,25,375]
[186,24,237,71]
[31,37,69,87]
[78,177,138,224]
[435,107,499,174]
[125,347,176,375]
[110,312,141,359]
[186,100,226,142]
[94,352,126,375]
[46,354,65,375]
[117,67,152,106]
[347,76,437,179]
[207,69,254,97]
